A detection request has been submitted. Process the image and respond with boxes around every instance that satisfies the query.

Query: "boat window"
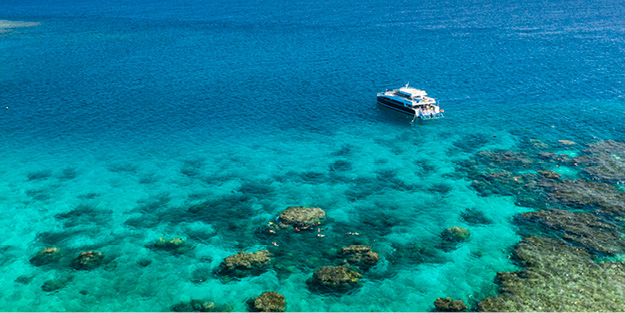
[396,91,412,99]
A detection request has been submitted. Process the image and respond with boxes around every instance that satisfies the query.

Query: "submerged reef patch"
[338,245,379,270]
[218,250,272,278]
[149,237,190,254]
[329,159,352,172]
[460,208,493,225]
[71,251,104,270]
[170,299,230,312]
[277,206,326,229]
[464,140,625,311]
[56,204,113,228]
[27,169,53,181]
[250,291,286,312]
[516,209,625,255]
[434,297,468,312]
[309,265,362,292]
[30,247,62,266]
[59,167,78,180]
[451,133,492,154]
[25,188,52,201]
[387,242,448,266]
[479,236,625,311]
[42,275,73,292]
[575,140,625,183]
[441,227,471,243]
[545,179,625,216]
[331,144,354,157]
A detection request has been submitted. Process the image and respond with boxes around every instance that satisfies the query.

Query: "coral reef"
[460,208,492,225]
[71,251,104,270]
[575,140,625,183]
[29,247,61,266]
[15,275,33,285]
[339,245,379,270]
[468,171,546,208]
[462,141,625,214]
[516,209,625,255]
[156,236,184,247]
[441,227,471,243]
[463,140,625,311]
[278,206,326,229]
[151,237,190,254]
[434,297,467,312]
[41,276,72,292]
[137,258,152,267]
[441,227,472,251]
[536,170,561,180]
[171,299,227,312]
[479,236,625,312]
[387,242,448,266]
[474,150,534,169]
[218,250,271,277]
[311,265,362,291]
[251,291,286,312]
[544,179,625,215]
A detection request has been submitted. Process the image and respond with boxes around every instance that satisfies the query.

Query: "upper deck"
[397,87,427,99]
[378,85,436,106]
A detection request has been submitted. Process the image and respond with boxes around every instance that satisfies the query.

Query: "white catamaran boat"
[377,83,444,120]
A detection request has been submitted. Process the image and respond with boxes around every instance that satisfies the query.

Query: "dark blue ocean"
[1,0,624,311]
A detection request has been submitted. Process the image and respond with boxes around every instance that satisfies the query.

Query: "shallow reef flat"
[479,236,625,312]
[0,128,523,311]
[8,136,625,311]
[2,0,625,309]
[463,139,625,312]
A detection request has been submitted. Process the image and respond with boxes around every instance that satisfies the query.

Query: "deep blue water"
[1,0,625,311]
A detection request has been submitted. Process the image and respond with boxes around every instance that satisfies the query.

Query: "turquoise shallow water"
[1,0,625,311]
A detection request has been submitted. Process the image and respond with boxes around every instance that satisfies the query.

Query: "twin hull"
[377,95,419,115]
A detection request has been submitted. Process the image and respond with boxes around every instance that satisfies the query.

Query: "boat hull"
[377,95,444,119]
[376,96,416,116]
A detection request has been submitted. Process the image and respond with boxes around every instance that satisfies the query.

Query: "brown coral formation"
[71,251,104,270]
[30,247,61,266]
[479,236,625,312]
[339,245,379,270]
[218,250,271,277]
[312,265,362,290]
[277,206,326,229]
[516,209,625,255]
[251,291,286,312]
[434,297,467,312]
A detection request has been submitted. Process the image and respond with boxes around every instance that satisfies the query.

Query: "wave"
[0,20,40,33]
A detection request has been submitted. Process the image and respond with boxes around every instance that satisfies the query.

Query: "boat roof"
[398,87,427,97]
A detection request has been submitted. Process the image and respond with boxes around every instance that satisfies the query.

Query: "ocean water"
[1,0,624,311]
